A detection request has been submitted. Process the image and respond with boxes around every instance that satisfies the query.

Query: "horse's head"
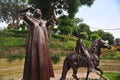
[98,39,111,49]
[91,39,111,57]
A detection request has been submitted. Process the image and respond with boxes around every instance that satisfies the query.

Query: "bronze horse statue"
[60,39,111,80]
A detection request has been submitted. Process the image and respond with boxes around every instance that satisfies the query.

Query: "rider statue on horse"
[75,33,95,71]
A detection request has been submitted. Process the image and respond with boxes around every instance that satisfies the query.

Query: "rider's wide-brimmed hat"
[76,33,84,37]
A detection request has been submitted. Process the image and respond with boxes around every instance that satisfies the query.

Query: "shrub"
[51,53,61,64]
[69,37,77,41]
[60,52,70,57]
[1,37,26,47]
[117,48,120,51]
[52,34,68,42]
[59,26,73,36]
[7,53,25,62]
[0,30,15,37]
[90,33,100,41]
[100,50,120,60]
[0,29,28,37]
[62,41,76,51]
[82,32,88,39]
[0,49,3,58]
[84,40,92,49]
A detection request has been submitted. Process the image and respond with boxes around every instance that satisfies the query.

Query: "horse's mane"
[90,39,102,57]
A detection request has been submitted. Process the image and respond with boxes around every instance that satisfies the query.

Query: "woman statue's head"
[33,9,42,18]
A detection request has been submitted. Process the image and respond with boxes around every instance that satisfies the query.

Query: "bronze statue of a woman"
[19,6,56,80]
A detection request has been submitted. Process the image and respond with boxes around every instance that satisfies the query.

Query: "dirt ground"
[2,59,119,80]
[51,69,101,80]
[0,69,103,80]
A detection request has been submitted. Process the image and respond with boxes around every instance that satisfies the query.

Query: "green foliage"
[0,49,3,58]
[72,26,79,36]
[0,30,15,37]
[0,37,26,47]
[82,32,88,39]
[28,0,95,19]
[50,35,77,51]
[0,30,28,37]
[74,18,83,26]
[104,72,120,80]
[0,0,27,24]
[116,48,120,51]
[59,26,73,36]
[9,30,28,37]
[59,52,69,57]
[100,50,120,60]
[80,0,95,6]
[52,34,69,42]
[78,23,91,33]
[61,41,76,51]
[52,34,77,42]
[7,53,25,62]
[18,21,28,30]
[58,16,84,36]
[83,39,92,49]
[68,37,77,41]
[93,30,114,45]
[51,53,61,64]
[90,33,100,41]
[52,34,92,51]
[115,38,120,46]
[0,30,27,47]
[58,15,74,27]
[49,40,62,48]
[102,32,114,45]
[53,28,59,33]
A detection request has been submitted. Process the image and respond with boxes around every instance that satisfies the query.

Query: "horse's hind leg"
[95,67,103,80]
[72,67,79,80]
[60,60,70,80]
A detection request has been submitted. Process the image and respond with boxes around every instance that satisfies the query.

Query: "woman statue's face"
[33,9,42,18]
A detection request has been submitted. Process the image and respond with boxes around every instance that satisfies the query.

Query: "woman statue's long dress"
[20,7,56,80]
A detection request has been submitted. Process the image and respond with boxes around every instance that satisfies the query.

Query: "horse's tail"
[63,57,70,70]
[60,57,70,80]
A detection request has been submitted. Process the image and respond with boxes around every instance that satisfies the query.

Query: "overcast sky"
[76,0,120,38]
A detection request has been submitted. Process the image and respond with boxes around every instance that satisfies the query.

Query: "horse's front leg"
[95,67,103,80]
[85,60,94,80]
[85,67,91,80]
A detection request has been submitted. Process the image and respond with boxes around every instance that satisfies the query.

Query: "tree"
[115,38,120,46]
[78,23,92,39]
[28,0,95,19]
[0,0,27,29]
[78,23,91,32]
[59,26,73,36]
[93,30,104,37]
[57,15,84,36]
[58,15,75,27]
[90,33,100,41]
[74,18,83,26]
[82,32,88,39]
[57,15,75,36]
[102,32,114,45]
[93,30,114,45]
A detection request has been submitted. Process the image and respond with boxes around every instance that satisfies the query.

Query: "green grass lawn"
[104,72,120,80]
